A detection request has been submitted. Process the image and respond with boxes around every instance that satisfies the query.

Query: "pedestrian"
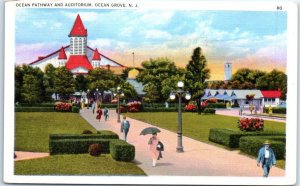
[85,97,89,109]
[121,116,130,142]
[239,106,243,116]
[96,107,103,122]
[81,98,85,109]
[104,107,109,121]
[148,133,160,167]
[257,140,276,177]
[91,101,95,114]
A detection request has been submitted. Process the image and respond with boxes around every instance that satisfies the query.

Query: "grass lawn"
[125,112,286,144]
[15,154,145,175]
[15,112,97,152]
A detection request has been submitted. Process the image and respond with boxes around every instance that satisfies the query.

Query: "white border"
[3,0,298,185]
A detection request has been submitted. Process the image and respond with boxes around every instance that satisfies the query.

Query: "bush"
[206,103,226,109]
[82,130,93,134]
[110,140,135,162]
[49,139,110,155]
[185,103,197,112]
[239,136,286,160]
[88,143,101,156]
[55,102,72,112]
[202,108,216,114]
[141,107,178,112]
[208,128,285,148]
[238,118,264,132]
[101,104,117,108]
[72,106,80,113]
[15,107,55,112]
[264,107,286,114]
[207,98,218,103]
[232,101,239,108]
[50,131,119,141]
[127,101,142,112]
[16,103,55,107]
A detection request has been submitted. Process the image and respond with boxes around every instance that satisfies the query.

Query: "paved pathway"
[216,109,286,123]
[14,151,49,161]
[80,108,285,176]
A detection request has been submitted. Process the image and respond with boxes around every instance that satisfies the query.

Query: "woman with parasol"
[140,127,163,167]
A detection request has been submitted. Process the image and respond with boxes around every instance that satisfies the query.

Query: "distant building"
[261,90,281,107]
[126,69,145,97]
[224,62,232,81]
[29,14,125,75]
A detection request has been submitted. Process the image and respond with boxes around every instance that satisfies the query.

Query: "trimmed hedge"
[203,108,216,114]
[110,140,135,162]
[264,107,286,114]
[208,128,285,148]
[141,107,178,112]
[49,139,110,155]
[100,104,117,108]
[206,103,226,109]
[16,103,55,107]
[49,131,119,141]
[15,107,55,112]
[239,136,286,160]
[72,106,80,113]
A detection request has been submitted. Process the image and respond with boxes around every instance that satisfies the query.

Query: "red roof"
[58,47,67,59]
[92,48,101,60]
[65,55,93,70]
[261,90,281,98]
[69,14,87,37]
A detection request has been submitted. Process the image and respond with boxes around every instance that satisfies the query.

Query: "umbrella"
[140,127,161,135]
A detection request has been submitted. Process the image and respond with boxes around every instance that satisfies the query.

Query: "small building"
[261,90,281,107]
[126,69,145,97]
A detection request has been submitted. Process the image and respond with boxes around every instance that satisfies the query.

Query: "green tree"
[136,58,183,102]
[15,66,23,103]
[21,74,41,104]
[185,47,210,111]
[54,67,76,100]
[256,69,287,100]
[120,82,138,100]
[231,68,266,88]
[75,74,88,91]
[86,68,121,99]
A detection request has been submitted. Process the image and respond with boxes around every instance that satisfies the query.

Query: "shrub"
[207,98,217,103]
[49,139,110,155]
[206,103,226,109]
[16,103,55,107]
[72,106,80,113]
[264,107,286,114]
[203,108,216,114]
[208,128,285,148]
[88,143,101,156]
[141,107,177,112]
[232,101,239,108]
[100,104,117,108]
[110,140,135,162]
[55,102,72,112]
[49,131,119,141]
[239,136,286,160]
[127,101,142,112]
[238,118,264,132]
[185,103,197,112]
[15,107,55,112]
[82,130,93,134]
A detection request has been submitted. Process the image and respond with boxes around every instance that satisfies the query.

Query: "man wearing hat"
[257,140,276,177]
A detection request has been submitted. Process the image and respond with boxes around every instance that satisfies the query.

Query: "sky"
[15,8,287,80]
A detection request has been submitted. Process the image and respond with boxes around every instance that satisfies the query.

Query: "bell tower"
[68,14,87,55]
[224,62,232,81]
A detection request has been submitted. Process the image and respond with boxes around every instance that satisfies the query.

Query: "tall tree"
[43,64,57,101]
[21,74,41,104]
[54,67,76,100]
[185,47,210,110]
[75,74,88,91]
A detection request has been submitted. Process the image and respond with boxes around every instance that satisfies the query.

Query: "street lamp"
[116,86,123,123]
[170,81,191,153]
[87,89,90,109]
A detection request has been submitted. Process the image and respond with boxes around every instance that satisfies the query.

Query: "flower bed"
[55,102,72,112]
[185,103,197,112]
[238,117,264,131]
[127,101,142,112]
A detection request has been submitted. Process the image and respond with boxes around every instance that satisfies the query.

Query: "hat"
[263,140,271,145]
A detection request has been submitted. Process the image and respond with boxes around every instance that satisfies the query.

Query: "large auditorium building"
[29,14,126,75]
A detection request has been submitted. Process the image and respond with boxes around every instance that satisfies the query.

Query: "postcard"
[3,0,298,185]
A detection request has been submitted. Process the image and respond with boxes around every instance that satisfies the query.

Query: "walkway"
[80,108,285,176]
[14,151,49,161]
[216,109,286,123]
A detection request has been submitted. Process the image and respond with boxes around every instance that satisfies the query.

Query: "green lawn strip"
[15,112,97,152]
[250,113,286,118]
[14,154,146,175]
[125,112,285,144]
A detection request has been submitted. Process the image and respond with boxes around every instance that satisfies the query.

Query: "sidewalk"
[80,108,285,176]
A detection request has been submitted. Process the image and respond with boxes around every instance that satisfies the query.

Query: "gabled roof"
[58,47,67,59]
[65,55,93,70]
[30,45,70,65]
[69,14,87,37]
[92,48,101,60]
[87,46,125,67]
[261,90,281,98]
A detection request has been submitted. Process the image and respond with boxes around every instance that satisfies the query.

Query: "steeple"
[58,46,67,67]
[69,14,87,55]
[92,48,101,68]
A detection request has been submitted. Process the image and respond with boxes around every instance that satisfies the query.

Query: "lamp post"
[87,89,90,109]
[116,87,124,123]
[170,81,191,153]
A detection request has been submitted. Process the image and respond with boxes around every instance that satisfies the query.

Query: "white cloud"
[32,20,47,28]
[89,39,112,49]
[139,10,174,26]
[144,30,172,40]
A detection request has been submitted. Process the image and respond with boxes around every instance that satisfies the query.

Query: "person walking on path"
[148,133,160,167]
[96,107,103,122]
[121,116,130,142]
[91,101,95,114]
[257,140,276,177]
[104,107,109,121]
